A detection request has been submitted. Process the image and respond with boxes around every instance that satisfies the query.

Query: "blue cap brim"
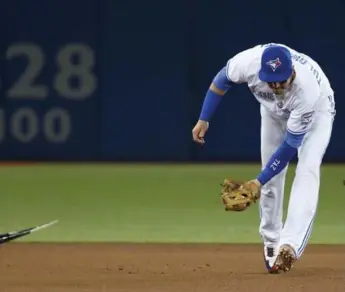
[259,68,292,82]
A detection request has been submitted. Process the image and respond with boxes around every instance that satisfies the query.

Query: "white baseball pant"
[259,105,334,258]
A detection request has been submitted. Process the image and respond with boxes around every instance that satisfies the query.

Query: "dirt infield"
[0,243,344,292]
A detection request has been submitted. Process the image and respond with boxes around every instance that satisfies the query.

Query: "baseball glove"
[220,178,260,212]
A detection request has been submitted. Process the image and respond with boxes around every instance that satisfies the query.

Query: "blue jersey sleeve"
[212,67,234,91]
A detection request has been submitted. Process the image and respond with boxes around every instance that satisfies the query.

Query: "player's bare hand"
[192,120,209,144]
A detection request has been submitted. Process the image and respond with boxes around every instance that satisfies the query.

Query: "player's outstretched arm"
[254,131,303,186]
[192,67,235,144]
[238,130,304,199]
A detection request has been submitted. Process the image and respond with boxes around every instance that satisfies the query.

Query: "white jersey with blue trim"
[225,43,335,135]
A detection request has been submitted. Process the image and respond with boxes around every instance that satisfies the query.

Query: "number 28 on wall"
[6,42,97,99]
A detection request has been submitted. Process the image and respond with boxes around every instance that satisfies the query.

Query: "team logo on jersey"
[266,58,282,72]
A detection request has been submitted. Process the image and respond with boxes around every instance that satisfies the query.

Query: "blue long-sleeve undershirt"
[257,130,306,185]
[199,67,234,121]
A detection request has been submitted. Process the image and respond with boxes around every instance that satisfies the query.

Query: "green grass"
[0,163,344,244]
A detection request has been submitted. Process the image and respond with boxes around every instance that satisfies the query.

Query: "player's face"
[267,80,290,95]
[267,77,291,95]
[266,70,295,95]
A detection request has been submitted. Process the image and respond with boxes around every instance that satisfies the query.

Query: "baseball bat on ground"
[0,220,58,244]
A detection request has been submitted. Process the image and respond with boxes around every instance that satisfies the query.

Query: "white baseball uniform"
[225,43,336,258]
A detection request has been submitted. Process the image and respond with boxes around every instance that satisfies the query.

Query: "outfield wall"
[1,0,344,162]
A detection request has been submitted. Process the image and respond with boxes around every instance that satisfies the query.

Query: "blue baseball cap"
[259,45,293,82]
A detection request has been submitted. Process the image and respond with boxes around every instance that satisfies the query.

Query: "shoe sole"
[276,246,296,272]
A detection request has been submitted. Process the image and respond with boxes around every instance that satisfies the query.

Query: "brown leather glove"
[221,178,261,211]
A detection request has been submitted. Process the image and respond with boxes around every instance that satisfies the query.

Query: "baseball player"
[192,43,336,273]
